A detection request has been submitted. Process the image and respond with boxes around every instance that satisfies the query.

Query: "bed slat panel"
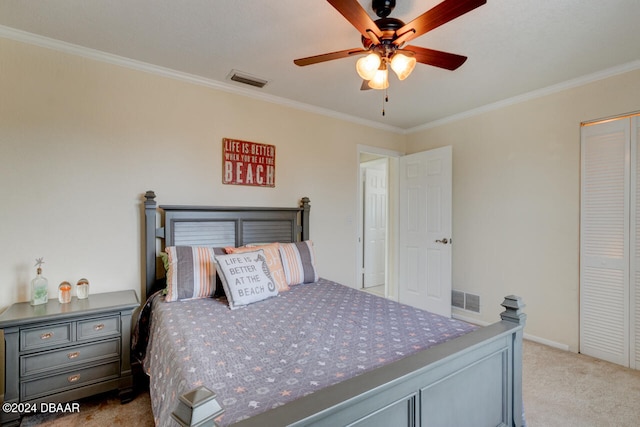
[172,221,237,247]
[242,220,297,244]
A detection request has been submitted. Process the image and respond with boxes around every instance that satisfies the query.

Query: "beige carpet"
[18,340,640,426]
[523,340,640,426]
[19,390,154,427]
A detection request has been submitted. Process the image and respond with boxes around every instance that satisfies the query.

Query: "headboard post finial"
[300,197,310,241]
[145,190,157,206]
[500,295,526,325]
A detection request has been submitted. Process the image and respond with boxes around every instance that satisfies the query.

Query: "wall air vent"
[465,293,481,313]
[452,290,465,309]
[227,70,269,88]
[452,289,481,313]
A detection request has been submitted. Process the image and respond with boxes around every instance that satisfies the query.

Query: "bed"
[137,190,526,427]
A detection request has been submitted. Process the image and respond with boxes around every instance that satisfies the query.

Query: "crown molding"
[3,25,637,136]
[407,60,640,133]
[0,25,404,135]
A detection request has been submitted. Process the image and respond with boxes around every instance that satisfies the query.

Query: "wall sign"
[222,138,276,187]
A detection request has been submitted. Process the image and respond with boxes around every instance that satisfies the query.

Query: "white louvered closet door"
[632,116,640,369]
[580,116,640,368]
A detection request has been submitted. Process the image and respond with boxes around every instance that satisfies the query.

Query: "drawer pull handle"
[67,351,80,359]
[40,332,54,340]
[93,324,105,331]
[67,374,80,383]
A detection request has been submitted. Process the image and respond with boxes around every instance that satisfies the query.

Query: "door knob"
[435,238,449,244]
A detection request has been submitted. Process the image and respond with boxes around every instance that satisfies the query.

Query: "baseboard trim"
[523,333,570,351]
[452,313,571,352]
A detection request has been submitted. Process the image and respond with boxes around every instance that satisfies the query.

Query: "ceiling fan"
[294,0,486,91]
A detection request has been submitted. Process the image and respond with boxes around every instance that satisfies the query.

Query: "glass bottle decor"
[76,278,90,299]
[30,257,49,306]
[58,281,72,303]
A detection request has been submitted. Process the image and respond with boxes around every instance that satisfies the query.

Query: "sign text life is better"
[222,138,276,187]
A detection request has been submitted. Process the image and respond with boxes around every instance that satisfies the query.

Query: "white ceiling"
[1,0,639,132]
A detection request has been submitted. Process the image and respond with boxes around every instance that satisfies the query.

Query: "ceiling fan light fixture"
[356,53,381,81]
[368,66,389,90]
[390,52,416,80]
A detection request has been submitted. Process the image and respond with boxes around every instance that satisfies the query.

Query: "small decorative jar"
[76,278,90,299]
[30,258,49,306]
[58,281,72,304]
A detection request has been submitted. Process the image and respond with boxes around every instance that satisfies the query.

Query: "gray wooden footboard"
[175,296,525,427]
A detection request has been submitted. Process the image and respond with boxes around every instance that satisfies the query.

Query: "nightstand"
[0,290,139,427]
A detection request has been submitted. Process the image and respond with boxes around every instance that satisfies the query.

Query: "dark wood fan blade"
[327,0,383,40]
[294,48,366,66]
[405,45,467,70]
[395,0,486,45]
[360,79,372,90]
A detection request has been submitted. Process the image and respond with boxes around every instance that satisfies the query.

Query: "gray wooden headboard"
[143,190,310,297]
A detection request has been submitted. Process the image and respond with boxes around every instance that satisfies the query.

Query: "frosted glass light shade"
[356,53,381,81]
[368,68,389,90]
[390,53,416,80]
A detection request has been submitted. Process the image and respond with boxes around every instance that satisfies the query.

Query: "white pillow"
[214,249,278,309]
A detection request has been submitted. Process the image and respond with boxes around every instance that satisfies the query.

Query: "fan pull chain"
[381,86,389,116]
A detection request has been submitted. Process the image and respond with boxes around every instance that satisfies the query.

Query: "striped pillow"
[278,240,318,285]
[165,246,219,302]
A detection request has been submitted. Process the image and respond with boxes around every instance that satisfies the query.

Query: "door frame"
[356,144,403,300]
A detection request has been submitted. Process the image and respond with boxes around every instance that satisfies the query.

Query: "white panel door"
[363,161,387,287]
[580,119,630,366]
[398,146,452,317]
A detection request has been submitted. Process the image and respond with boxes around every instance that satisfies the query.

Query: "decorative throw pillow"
[165,246,220,302]
[211,247,228,297]
[278,240,318,285]
[226,243,289,292]
[214,249,279,309]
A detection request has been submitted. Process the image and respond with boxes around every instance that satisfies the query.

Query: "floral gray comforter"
[141,278,477,426]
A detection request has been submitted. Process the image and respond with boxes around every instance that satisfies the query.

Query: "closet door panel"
[580,119,630,366]
[633,116,640,369]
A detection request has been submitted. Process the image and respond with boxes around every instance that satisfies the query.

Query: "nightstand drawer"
[20,322,72,352]
[21,338,121,377]
[21,360,121,401]
[77,315,120,341]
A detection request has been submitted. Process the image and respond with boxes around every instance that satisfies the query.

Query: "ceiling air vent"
[227,70,268,89]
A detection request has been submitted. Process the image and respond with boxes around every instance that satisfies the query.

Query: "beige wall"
[406,68,640,352]
[0,37,405,394]
[1,32,639,396]
[0,36,404,308]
